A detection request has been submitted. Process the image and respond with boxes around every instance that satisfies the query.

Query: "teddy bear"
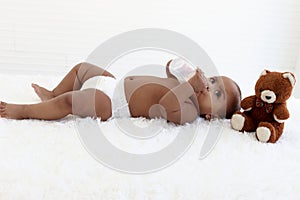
[230,70,296,143]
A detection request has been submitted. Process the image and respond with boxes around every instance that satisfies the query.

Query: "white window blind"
[0,0,299,79]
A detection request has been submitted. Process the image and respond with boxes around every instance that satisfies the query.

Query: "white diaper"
[81,76,131,119]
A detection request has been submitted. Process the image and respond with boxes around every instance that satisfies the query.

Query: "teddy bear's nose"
[265,96,271,100]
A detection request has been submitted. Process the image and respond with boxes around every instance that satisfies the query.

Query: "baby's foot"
[0,101,26,119]
[31,83,55,101]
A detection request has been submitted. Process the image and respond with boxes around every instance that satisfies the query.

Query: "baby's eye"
[210,78,215,84]
[215,90,221,98]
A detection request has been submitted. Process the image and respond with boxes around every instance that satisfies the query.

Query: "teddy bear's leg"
[256,122,284,143]
[231,111,256,132]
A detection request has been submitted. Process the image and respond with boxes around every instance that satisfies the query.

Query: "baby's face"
[196,76,240,119]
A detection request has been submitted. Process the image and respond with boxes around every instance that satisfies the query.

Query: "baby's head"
[195,76,241,120]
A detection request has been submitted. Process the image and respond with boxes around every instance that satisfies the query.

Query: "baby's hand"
[188,69,209,94]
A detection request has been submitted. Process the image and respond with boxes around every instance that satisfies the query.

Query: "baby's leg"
[32,62,115,101]
[0,89,112,120]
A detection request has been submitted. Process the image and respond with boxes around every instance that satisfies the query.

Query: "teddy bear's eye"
[259,89,263,92]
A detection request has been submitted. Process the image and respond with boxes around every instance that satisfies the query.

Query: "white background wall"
[0,0,300,95]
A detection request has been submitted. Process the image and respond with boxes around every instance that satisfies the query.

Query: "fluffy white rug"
[0,73,300,199]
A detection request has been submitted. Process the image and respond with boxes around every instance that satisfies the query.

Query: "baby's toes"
[0,101,7,108]
[0,103,6,117]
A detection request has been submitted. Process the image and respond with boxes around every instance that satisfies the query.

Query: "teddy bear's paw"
[256,127,271,143]
[231,114,245,131]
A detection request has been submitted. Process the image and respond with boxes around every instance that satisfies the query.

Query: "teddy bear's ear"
[283,72,296,87]
[260,69,270,77]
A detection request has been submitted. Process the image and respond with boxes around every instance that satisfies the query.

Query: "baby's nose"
[200,85,209,94]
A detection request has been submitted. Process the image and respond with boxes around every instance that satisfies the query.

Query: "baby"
[0,60,241,124]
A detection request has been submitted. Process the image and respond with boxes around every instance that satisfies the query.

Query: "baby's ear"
[282,72,296,87]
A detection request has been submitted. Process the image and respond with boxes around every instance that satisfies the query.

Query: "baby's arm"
[159,82,198,124]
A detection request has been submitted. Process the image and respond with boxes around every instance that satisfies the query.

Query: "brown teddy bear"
[230,70,296,143]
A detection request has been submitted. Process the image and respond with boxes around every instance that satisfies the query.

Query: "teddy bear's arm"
[273,103,289,123]
[241,95,256,111]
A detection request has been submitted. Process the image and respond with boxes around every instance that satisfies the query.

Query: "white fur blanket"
[0,73,300,199]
